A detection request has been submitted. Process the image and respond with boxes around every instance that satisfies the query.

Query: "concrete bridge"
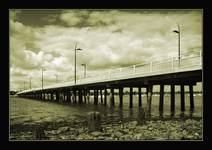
[17,51,202,116]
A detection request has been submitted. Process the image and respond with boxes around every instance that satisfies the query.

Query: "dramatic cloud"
[9,9,202,91]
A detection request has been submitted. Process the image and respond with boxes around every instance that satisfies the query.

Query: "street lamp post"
[81,63,86,78]
[55,74,58,84]
[29,76,31,90]
[41,67,46,90]
[74,42,83,84]
[173,24,181,68]
[24,81,26,91]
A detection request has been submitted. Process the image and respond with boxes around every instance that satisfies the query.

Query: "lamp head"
[173,30,179,34]
[76,48,83,50]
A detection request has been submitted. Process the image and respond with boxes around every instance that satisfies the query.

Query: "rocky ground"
[10,118,202,141]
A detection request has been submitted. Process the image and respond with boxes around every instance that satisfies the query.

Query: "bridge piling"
[119,87,123,108]
[56,91,59,102]
[86,90,90,104]
[110,88,114,108]
[104,89,107,106]
[94,90,98,105]
[62,91,64,103]
[138,87,142,107]
[83,90,86,104]
[65,91,67,103]
[47,93,50,101]
[189,85,194,111]
[181,84,185,111]
[59,92,61,103]
[171,84,175,113]
[67,90,71,103]
[159,84,164,112]
[147,85,153,118]
[51,92,53,101]
[100,90,103,104]
[73,90,77,103]
[40,93,42,100]
[70,91,73,103]
[79,90,83,104]
[42,93,44,100]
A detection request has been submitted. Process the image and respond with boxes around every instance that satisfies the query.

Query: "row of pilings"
[19,83,196,117]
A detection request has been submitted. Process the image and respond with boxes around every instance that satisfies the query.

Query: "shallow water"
[9,94,202,127]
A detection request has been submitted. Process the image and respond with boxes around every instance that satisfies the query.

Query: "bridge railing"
[18,51,202,93]
[77,50,202,84]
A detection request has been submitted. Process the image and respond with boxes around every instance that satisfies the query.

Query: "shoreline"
[10,117,202,141]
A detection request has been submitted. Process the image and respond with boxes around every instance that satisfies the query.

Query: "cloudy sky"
[9,9,202,91]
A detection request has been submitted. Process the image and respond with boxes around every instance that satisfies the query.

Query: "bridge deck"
[17,51,202,94]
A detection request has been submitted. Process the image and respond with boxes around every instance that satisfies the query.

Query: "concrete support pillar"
[110,88,115,107]
[189,85,194,111]
[47,93,51,101]
[129,87,133,108]
[83,90,87,104]
[79,90,83,104]
[147,85,153,117]
[180,84,185,111]
[44,93,46,100]
[74,90,77,103]
[86,90,90,104]
[41,93,43,100]
[119,87,123,108]
[65,91,68,103]
[100,89,103,103]
[63,91,66,103]
[159,84,164,112]
[56,91,59,102]
[94,90,98,105]
[51,92,53,101]
[138,87,142,107]
[171,84,175,112]
[59,92,61,103]
[104,89,107,106]
[67,90,70,103]
[70,91,73,103]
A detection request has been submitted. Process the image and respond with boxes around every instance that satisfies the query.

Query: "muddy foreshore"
[10,117,202,141]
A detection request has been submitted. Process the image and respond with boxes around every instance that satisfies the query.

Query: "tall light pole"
[74,42,83,84]
[173,24,181,67]
[55,74,58,84]
[29,76,31,90]
[81,63,86,78]
[41,67,46,90]
[24,81,26,91]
